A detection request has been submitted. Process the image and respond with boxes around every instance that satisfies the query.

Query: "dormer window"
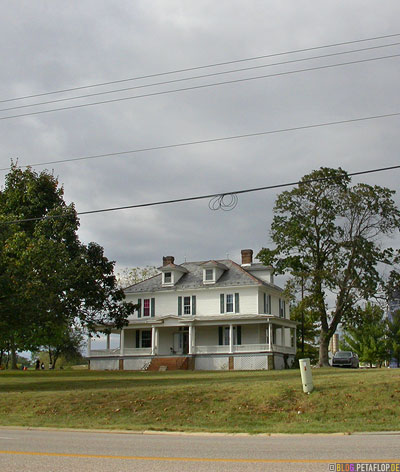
[163,272,172,284]
[202,260,228,284]
[159,260,188,286]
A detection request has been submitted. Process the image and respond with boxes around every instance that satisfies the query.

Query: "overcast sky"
[1,0,400,275]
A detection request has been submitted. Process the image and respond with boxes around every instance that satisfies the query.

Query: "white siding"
[241,325,260,344]
[196,326,219,345]
[124,329,136,348]
[125,286,260,319]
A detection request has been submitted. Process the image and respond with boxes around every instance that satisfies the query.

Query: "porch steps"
[147,357,189,371]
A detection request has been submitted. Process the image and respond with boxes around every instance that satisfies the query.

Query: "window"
[184,296,191,314]
[164,272,172,284]
[264,293,271,314]
[279,298,286,318]
[226,294,234,312]
[205,269,214,281]
[143,299,150,317]
[178,295,196,316]
[136,329,152,348]
[290,328,295,348]
[218,326,241,345]
[141,330,151,348]
[220,293,239,313]
[137,298,155,318]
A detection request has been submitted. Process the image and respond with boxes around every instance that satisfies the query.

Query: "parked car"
[332,351,359,368]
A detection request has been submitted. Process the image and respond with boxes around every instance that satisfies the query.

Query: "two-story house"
[88,249,297,371]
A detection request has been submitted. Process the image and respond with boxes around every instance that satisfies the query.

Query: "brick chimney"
[241,249,253,266]
[163,256,175,266]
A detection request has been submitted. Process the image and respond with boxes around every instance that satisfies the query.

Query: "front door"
[173,332,189,355]
[182,332,189,354]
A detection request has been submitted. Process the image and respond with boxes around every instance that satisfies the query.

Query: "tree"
[33,325,84,369]
[284,277,319,363]
[116,266,159,288]
[258,167,400,366]
[387,310,400,367]
[0,165,136,367]
[342,303,389,367]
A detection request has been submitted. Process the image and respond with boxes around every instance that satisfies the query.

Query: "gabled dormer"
[240,249,274,284]
[158,256,188,287]
[201,260,228,284]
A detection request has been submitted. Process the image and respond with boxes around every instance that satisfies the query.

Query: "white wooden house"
[88,249,297,371]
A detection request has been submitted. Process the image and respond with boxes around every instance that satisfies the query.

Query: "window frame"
[264,293,271,314]
[220,293,239,313]
[163,271,172,284]
[226,294,234,313]
[143,298,150,317]
[279,298,286,318]
[183,296,191,315]
[141,330,152,348]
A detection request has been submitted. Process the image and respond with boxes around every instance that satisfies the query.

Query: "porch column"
[268,322,272,351]
[120,329,125,356]
[106,333,111,351]
[281,327,286,347]
[294,327,297,352]
[151,327,157,355]
[229,324,234,354]
[87,335,91,356]
[189,325,193,354]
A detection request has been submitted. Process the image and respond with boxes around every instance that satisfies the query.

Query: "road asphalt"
[0,427,399,472]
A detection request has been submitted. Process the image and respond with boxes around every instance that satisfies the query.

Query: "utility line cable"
[3,164,400,224]
[1,41,400,113]
[2,110,399,171]
[1,52,399,122]
[1,32,400,104]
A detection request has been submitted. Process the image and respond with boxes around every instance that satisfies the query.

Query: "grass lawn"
[0,368,399,433]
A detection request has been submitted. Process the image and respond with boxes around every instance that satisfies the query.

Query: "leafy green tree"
[387,310,400,367]
[342,303,389,367]
[284,277,319,361]
[32,325,84,369]
[0,165,136,368]
[258,167,400,366]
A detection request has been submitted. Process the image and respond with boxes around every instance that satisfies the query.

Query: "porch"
[88,321,297,357]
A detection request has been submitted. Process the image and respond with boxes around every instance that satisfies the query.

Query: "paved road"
[0,428,399,472]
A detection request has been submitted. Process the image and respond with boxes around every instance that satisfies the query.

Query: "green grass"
[0,368,399,433]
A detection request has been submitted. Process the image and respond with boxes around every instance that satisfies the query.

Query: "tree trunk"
[318,331,331,367]
[10,346,18,370]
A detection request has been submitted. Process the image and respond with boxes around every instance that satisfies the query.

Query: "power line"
[2,110,400,172]
[1,41,400,113]
[1,32,400,104]
[4,164,400,224]
[1,52,399,122]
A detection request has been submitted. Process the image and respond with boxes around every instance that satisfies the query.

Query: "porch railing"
[194,343,296,354]
[89,344,296,357]
[89,347,152,357]
[89,348,120,357]
[123,348,152,356]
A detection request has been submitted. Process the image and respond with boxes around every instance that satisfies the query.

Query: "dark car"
[332,351,359,368]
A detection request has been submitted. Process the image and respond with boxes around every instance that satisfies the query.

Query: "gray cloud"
[1,0,400,274]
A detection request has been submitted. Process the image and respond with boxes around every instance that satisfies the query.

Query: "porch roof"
[122,314,298,328]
